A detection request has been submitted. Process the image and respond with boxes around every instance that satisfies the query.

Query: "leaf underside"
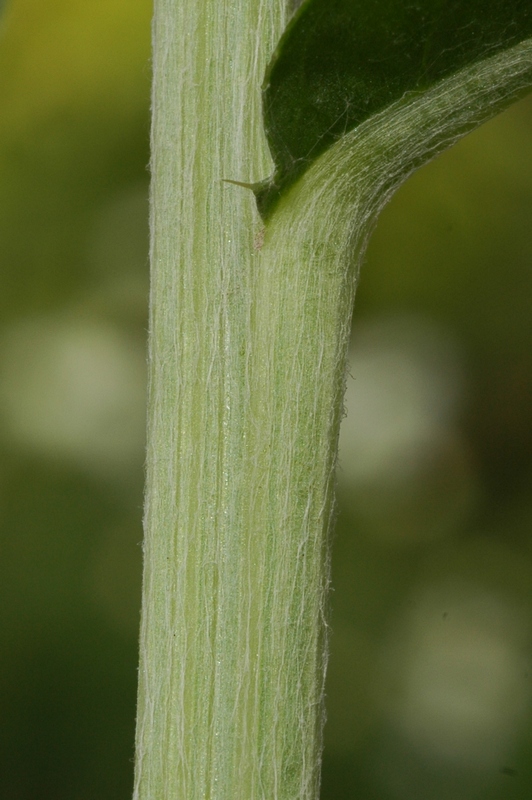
[257,0,532,217]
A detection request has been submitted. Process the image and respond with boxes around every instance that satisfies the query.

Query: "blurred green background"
[1,2,532,798]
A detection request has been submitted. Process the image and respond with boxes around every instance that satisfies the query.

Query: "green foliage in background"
[0,1,151,796]
[0,2,532,799]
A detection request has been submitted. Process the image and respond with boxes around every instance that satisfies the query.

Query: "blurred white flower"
[0,314,146,476]
[381,579,531,771]
[338,315,477,541]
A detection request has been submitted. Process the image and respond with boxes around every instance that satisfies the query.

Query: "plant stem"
[133,0,358,797]
[132,0,322,796]
[134,0,532,794]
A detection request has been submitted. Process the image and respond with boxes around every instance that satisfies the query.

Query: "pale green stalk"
[133,0,293,797]
[134,0,532,794]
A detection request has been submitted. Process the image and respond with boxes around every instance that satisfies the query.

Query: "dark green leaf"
[258,0,532,216]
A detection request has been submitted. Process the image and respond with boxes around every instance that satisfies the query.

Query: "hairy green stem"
[133,1,298,797]
[133,0,532,792]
